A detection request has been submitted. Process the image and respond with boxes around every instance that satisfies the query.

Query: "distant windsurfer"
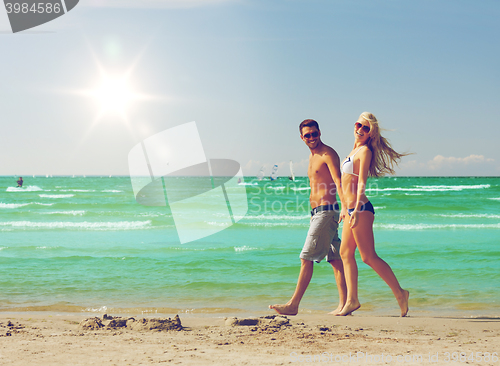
[17,177,23,187]
[269,119,347,315]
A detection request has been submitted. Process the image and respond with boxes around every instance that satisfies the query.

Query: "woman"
[337,112,409,317]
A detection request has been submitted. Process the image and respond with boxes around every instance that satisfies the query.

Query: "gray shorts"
[300,210,341,263]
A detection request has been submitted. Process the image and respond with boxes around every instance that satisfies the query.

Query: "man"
[269,119,347,315]
[17,177,23,187]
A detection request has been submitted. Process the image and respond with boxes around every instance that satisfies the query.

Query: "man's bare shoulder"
[319,143,340,161]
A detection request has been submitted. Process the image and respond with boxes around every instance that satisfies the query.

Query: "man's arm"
[324,149,346,223]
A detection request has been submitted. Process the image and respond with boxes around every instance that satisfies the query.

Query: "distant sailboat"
[257,166,265,181]
[269,164,279,181]
[288,160,295,181]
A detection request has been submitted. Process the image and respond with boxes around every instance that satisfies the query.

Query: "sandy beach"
[1,312,498,365]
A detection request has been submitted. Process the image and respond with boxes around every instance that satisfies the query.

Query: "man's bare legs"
[269,259,313,316]
[327,259,347,315]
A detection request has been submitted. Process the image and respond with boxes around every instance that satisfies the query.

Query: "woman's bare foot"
[269,303,298,316]
[398,289,410,317]
[336,301,360,316]
[328,304,344,315]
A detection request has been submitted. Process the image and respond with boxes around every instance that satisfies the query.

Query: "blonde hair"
[360,112,409,177]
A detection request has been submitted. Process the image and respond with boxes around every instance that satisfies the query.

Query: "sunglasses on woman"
[303,131,319,139]
[355,122,370,133]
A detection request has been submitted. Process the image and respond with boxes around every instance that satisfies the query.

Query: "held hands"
[338,207,347,224]
[349,210,359,229]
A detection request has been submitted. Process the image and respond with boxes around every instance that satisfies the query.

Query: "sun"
[92,75,137,116]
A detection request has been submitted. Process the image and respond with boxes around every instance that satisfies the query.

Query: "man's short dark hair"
[299,119,319,135]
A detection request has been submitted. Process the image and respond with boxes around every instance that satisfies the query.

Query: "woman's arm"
[350,147,372,228]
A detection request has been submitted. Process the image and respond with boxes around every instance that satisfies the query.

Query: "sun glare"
[93,76,136,115]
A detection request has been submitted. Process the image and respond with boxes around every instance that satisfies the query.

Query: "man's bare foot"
[398,289,409,317]
[269,303,298,316]
[336,301,360,316]
[328,304,344,315]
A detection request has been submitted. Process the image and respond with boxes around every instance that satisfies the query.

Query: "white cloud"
[428,154,495,170]
[82,0,235,9]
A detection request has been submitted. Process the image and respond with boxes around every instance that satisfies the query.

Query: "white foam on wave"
[368,184,490,193]
[266,186,286,191]
[137,212,162,217]
[59,189,96,192]
[0,202,55,209]
[436,213,500,219]
[101,190,122,193]
[39,194,74,198]
[242,222,306,228]
[6,185,44,192]
[234,246,258,252]
[290,187,311,192]
[0,220,152,230]
[377,223,500,230]
[0,203,30,209]
[238,182,258,186]
[42,210,86,216]
[207,221,231,227]
[244,214,308,221]
[488,198,500,201]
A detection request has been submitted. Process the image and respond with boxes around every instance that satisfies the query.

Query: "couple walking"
[269,113,409,317]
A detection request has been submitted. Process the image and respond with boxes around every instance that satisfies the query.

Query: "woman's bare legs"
[337,220,360,315]
[339,212,409,317]
[327,259,347,315]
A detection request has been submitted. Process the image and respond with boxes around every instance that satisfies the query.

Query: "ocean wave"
[0,220,152,230]
[240,222,306,228]
[435,213,500,219]
[367,184,490,193]
[6,185,44,192]
[59,189,96,192]
[376,223,500,230]
[101,190,123,193]
[0,202,54,208]
[39,194,74,198]
[0,203,30,209]
[488,198,500,201]
[290,187,311,192]
[207,221,232,227]
[41,210,86,216]
[244,214,308,221]
[234,246,258,252]
[266,186,286,191]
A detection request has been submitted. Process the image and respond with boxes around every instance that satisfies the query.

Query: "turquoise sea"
[0,176,499,317]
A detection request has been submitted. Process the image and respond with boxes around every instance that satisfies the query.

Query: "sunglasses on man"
[303,131,319,139]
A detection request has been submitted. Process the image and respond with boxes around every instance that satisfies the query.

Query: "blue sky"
[1,0,499,177]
